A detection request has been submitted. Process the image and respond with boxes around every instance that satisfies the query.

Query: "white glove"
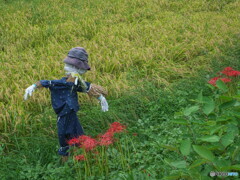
[24,84,37,100]
[98,95,109,112]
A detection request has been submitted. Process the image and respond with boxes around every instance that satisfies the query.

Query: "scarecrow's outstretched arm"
[87,84,107,97]
[24,81,43,100]
[23,81,43,100]
[35,81,43,88]
[87,84,109,112]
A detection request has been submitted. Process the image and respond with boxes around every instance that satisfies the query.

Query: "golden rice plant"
[0,0,239,139]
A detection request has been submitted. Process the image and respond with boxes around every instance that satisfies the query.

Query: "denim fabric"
[57,110,84,156]
[40,77,89,156]
[40,77,90,116]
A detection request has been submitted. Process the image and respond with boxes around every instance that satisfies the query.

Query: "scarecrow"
[24,47,109,157]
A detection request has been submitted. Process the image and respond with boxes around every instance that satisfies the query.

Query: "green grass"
[1,0,240,179]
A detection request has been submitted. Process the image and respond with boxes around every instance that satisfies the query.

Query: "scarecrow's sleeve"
[39,80,54,88]
[39,80,66,88]
[87,84,108,98]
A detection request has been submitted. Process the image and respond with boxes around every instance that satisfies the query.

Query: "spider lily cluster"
[208,67,240,86]
[67,122,127,161]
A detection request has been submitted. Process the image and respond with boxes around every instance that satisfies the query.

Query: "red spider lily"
[78,135,91,143]
[221,78,231,83]
[227,71,240,76]
[208,77,219,86]
[67,138,80,146]
[75,154,86,161]
[208,77,231,86]
[222,67,233,72]
[98,132,114,146]
[79,135,98,151]
[107,122,126,133]
[221,67,240,77]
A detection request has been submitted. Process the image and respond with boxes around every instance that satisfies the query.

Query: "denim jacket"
[40,77,91,116]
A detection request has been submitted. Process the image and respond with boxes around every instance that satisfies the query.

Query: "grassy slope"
[0,0,240,179]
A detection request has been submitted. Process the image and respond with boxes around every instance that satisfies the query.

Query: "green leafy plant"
[162,68,240,179]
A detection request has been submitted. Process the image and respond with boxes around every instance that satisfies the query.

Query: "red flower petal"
[75,154,86,161]
[78,135,98,151]
[98,132,114,146]
[67,138,80,146]
[220,78,231,83]
[221,67,240,77]
[107,122,126,133]
[208,77,219,86]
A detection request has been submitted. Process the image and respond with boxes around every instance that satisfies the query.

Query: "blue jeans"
[57,110,84,156]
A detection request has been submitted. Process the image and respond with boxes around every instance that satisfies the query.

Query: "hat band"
[68,55,88,61]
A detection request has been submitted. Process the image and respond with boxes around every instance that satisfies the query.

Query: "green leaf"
[198,135,220,142]
[221,131,235,148]
[227,124,239,134]
[170,160,187,169]
[206,84,215,90]
[180,139,191,156]
[229,164,240,170]
[219,95,232,101]
[183,106,199,116]
[216,79,228,92]
[221,164,240,171]
[163,174,181,180]
[232,146,240,161]
[193,145,215,161]
[197,174,212,180]
[196,91,203,103]
[210,125,224,135]
[217,116,234,122]
[213,159,231,170]
[163,158,172,166]
[171,119,188,125]
[219,100,237,109]
[203,120,216,126]
[206,144,225,151]
[189,159,207,169]
[202,97,215,115]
